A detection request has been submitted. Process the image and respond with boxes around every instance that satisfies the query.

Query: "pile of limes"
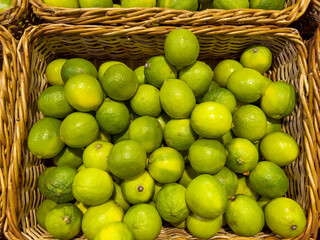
[29,28,306,240]
[42,0,285,11]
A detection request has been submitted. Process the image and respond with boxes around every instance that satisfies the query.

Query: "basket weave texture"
[29,0,310,26]
[6,23,319,240]
[0,25,17,237]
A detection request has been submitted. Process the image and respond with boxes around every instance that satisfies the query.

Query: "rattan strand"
[5,24,319,240]
[29,0,310,26]
[0,25,17,237]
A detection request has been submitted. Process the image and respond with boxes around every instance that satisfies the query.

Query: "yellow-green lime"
[100,64,138,101]
[61,58,98,83]
[77,164,87,172]
[160,79,196,118]
[227,67,268,103]
[45,58,67,85]
[171,220,186,229]
[121,0,156,7]
[0,0,12,11]
[27,117,65,159]
[98,61,125,81]
[178,165,199,188]
[151,182,163,202]
[249,161,289,198]
[266,117,281,134]
[94,221,134,240]
[186,174,228,219]
[130,84,162,117]
[60,112,99,148]
[45,203,82,240]
[188,139,226,174]
[235,175,259,200]
[79,0,113,8]
[75,201,89,214]
[134,66,146,85]
[260,81,296,119]
[72,168,114,206]
[190,101,232,138]
[257,197,271,209]
[156,111,171,132]
[214,59,243,87]
[156,183,189,223]
[186,213,223,239]
[158,0,198,10]
[111,182,131,212]
[121,170,155,204]
[225,195,264,237]
[82,200,124,240]
[98,131,112,142]
[95,98,130,134]
[82,140,113,172]
[179,61,213,97]
[144,56,177,88]
[112,127,130,144]
[148,147,185,184]
[164,119,198,152]
[213,167,238,199]
[202,87,237,113]
[250,0,285,9]
[260,131,299,166]
[232,104,267,142]
[264,197,307,238]
[213,0,249,9]
[218,130,234,145]
[108,140,147,180]
[208,80,220,90]
[129,116,163,153]
[240,45,272,74]
[123,203,162,240]
[64,73,104,112]
[54,146,83,169]
[164,29,199,68]
[36,199,57,230]
[38,167,55,194]
[43,0,79,7]
[225,138,259,173]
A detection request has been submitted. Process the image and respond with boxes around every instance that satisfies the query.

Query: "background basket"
[0,25,17,237]
[29,0,310,26]
[6,23,319,240]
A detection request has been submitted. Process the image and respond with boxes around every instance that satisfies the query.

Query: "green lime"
[156,111,171,131]
[38,85,74,118]
[112,127,130,144]
[45,203,82,240]
[179,61,213,97]
[79,0,113,7]
[144,56,177,88]
[100,64,138,101]
[186,174,228,219]
[43,0,79,7]
[160,79,196,118]
[213,0,249,9]
[98,61,125,81]
[36,199,57,230]
[148,147,185,184]
[235,175,259,200]
[225,138,259,173]
[123,203,162,240]
[121,170,155,204]
[190,101,232,138]
[60,112,99,148]
[218,130,234,145]
[225,195,264,237]
[232,104,267,142]
[82,200,124,240]
[178,165,199,188]
[158,0,198,10]
[121,0,156,7]
[82,140,113,172]
[257,196,271,209]
[265,117,282,134]
[28,117,65,159]
[164,29,199,68]
[45,58,67,85]
[64,73,104,112]
[61,58,98,83]
[260,131,299,166]
[188,139,226,174]
[53,146,83,169]
[249,161,289,199]
[108,140,147,180]
[265,197,307,238]
[186,213,223,239]
[151,182,163,202]
[38,167,55,194]
[214,167,238,199]
[214,59,243,87]
[94,222,134,240]
[134,66,146,85]
[130,84,162,117]
[111,182,131,212]
[72,168,114,206]
[156,183,189,223]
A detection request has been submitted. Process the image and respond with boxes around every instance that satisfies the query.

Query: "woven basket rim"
[0,0,29,25]
[29,0,311,26]
[6,23,319,240]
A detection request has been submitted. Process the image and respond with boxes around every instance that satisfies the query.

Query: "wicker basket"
[29,0,310,26]
[0,25,17,237]
[6,24,319,240]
